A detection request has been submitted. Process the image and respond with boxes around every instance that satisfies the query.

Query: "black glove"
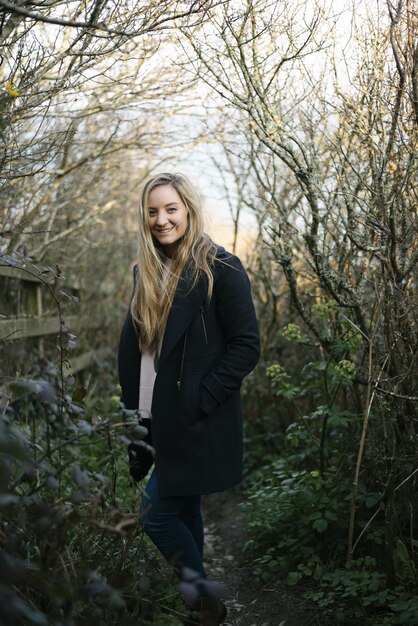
[127,418,154,482]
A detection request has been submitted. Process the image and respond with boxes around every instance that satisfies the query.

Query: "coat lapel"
[158,269,207,368]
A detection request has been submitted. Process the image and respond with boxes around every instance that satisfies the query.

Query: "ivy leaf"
[287,571,302,586]
[312,518,328,533]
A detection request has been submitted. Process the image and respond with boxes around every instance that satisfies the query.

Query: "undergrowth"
[241,314,418,626]
[0,364,185,626]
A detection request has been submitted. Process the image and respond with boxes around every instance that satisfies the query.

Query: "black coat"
[117,246,260,497]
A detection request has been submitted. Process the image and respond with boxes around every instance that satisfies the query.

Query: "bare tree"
[0,0,223,266]
[182,0,418,580]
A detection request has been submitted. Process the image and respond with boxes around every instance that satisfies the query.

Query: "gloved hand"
[127,418,154,482]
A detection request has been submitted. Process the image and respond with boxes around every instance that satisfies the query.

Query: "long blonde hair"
[131,172,217,352]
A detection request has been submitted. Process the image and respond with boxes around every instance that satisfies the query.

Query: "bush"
[242,455,417,624]
[0,366,185,626]
[241,308,417,625]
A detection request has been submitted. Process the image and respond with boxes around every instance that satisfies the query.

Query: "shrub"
[0,368,184,625]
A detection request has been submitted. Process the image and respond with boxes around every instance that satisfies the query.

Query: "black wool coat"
[117,246,260,497]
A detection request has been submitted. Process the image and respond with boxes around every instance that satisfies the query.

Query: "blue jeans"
[140,469,206,578]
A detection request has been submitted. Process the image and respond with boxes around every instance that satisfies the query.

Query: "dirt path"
[203,490,323,626]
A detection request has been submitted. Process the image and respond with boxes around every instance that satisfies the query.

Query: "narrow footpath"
[203,490,323,626]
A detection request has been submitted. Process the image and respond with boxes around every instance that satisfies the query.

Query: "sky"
[153,0,374,254]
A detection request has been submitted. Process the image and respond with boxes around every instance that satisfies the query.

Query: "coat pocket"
[183,371,205,423]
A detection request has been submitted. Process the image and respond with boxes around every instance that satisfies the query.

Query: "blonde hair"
[131,172,217,351]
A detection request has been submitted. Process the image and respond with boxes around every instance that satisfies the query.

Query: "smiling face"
[147,184,189,257]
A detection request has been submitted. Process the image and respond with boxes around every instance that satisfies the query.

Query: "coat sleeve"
[200,254,260,416]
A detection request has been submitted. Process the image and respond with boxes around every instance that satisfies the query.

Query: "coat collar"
[158,267,207,368]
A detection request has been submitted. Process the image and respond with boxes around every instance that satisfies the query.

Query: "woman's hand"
[128,442,154,481]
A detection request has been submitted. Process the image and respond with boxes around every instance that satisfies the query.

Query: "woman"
[117,172,260,625]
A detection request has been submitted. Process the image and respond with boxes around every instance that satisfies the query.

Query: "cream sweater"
[138,258,173,418]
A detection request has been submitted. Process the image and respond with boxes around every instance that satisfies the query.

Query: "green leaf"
[312,518,328,533]
[287,571,302,586]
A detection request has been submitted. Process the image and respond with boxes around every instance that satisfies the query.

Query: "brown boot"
[185,596,227,626]
[201,596,227,625]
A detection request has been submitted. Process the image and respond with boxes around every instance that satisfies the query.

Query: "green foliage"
[242,461,383,582]
[242,300,418,625]
[305,566,418,625]
[242,456,417,624]
[0,364,185,626]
